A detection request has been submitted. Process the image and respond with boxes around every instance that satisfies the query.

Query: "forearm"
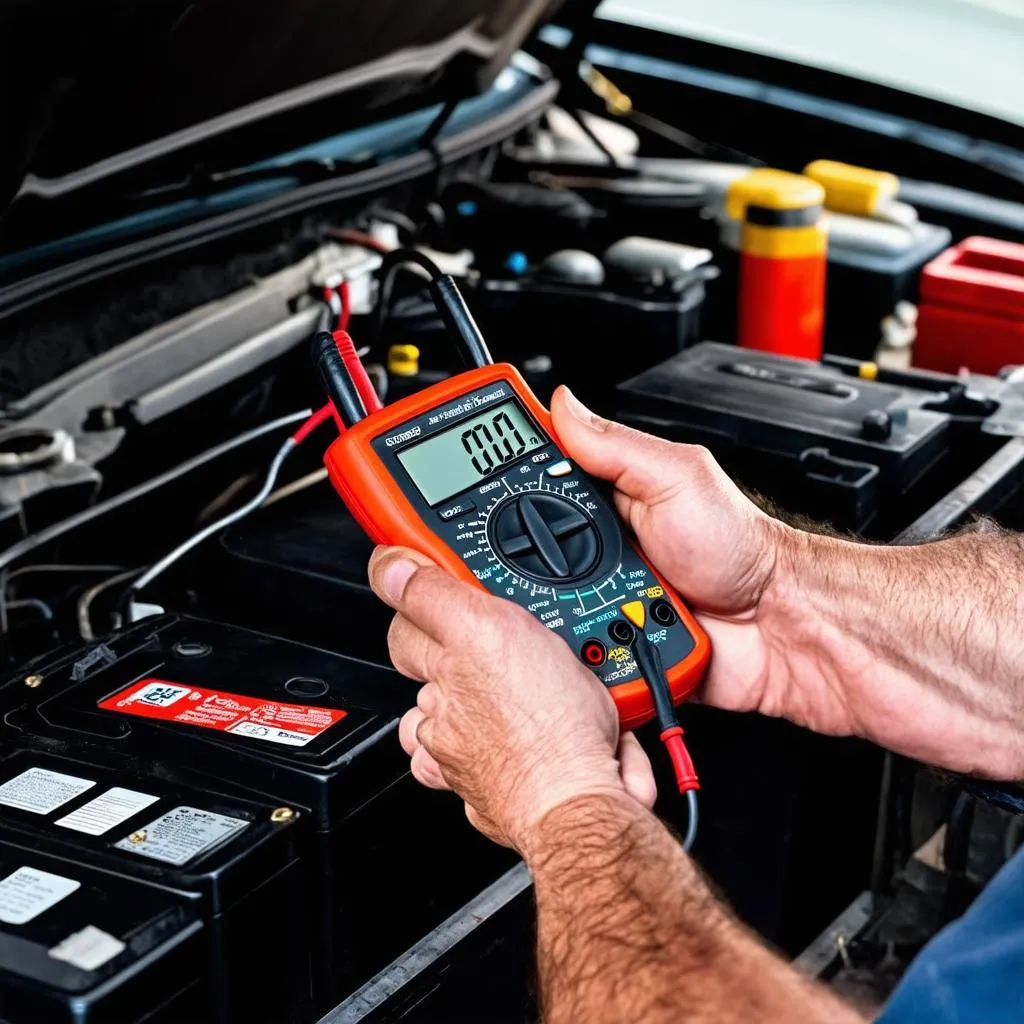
[527,793,862,1024]
[765,525,1024,777]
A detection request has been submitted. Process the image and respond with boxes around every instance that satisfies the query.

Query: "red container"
[727,169,828,361]
[738,251,827,359]
[916,236,1024,375]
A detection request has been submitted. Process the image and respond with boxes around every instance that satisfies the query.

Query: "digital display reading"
[396,401,544,506]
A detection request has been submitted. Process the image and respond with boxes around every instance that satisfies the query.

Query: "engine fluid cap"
[387,345,420,377]
[726,168,825,220]
[804,159,899,218]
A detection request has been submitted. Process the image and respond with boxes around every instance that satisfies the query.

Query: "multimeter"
[312,259,710,730]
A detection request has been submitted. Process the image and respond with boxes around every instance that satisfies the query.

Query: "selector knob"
[492,494,600,581]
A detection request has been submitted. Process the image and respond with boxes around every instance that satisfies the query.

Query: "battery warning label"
[115,806,248,866]
[99,679,346,747]
[0,767,95,815]
[0,866,80,925]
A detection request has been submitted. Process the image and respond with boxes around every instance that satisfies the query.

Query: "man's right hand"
[552,386,796,724]
[552,388,1024,778]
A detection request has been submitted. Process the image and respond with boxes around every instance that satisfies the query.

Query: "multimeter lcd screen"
[396,400,545,506]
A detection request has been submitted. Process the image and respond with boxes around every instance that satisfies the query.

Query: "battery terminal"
[128,831,148,845]
[271,807,296,823]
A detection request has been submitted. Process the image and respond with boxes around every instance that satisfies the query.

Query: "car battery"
[802,161,954,360]
[617,342,953,531]
[0,839,203,1024]
[470,254,714,410]
[0,747,305,1023]
[0,614,517,1014]
[188,486,390,665]
[823,217,952,360]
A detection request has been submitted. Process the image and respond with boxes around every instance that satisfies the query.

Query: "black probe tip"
[310,331,367,429]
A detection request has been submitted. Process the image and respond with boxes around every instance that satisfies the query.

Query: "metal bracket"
[0,243,380,521]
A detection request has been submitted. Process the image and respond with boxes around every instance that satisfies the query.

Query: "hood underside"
[0,0,564,228]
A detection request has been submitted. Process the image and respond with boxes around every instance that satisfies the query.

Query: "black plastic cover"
[618,342,952,490]
[0,840,203,1024]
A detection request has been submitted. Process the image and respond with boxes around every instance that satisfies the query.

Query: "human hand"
[368,546,656,856]
[553,390,1024,779]
[551,387,794,722]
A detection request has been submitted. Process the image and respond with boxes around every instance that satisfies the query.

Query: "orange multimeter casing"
[323,362,710,729]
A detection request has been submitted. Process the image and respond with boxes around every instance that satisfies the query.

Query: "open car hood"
[0,0,563,233]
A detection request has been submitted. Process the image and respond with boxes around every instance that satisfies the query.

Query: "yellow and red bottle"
[726,169,827,359]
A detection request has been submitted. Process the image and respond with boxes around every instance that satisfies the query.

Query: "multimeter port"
[651,600,678,627]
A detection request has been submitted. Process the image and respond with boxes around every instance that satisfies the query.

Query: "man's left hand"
[368,546,657,854]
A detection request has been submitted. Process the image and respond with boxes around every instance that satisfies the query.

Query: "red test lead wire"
[130,313,380,623]
[322,279,380,416]
[292,403,338,444]
[660,726,700,794]
[338,279,352,331]
[334,329,381,414]
[622,611,700,846]
[323,280,353,332]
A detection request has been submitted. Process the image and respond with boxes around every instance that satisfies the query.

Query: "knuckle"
[450,595,512,660]
[398,709,422,755]
[680,443,715,473]
[416,682,440,715]
[386,613,406,651]
[424,646,447,685]
[604,417,637,444]
[472,613,505,653]
[386,618,420,679]
[657,443,717,498]
[410,748,446,790]
[415,713,437,750]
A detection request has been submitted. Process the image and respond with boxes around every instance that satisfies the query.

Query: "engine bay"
[0,60,1023,1023]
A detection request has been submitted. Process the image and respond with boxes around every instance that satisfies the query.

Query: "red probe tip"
[660,726,700,794]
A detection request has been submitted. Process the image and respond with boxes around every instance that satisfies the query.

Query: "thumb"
[550,386,680,504]
[368,545,482,645]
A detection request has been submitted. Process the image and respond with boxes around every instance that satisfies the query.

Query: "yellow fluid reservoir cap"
[804,160,899,217]
[725,169,825,221]
[387,344,420,377]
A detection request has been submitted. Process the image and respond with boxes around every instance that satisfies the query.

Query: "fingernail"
[382,557,417,603]
[562,388,608,432]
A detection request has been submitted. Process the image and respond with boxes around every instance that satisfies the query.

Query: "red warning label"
[99,679,346,748]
